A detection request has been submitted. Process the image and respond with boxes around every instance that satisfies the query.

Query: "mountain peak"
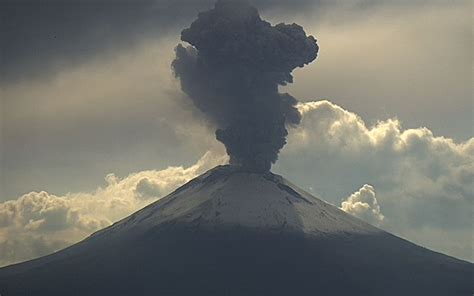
[1,166,472,296]
[92,165,379,243]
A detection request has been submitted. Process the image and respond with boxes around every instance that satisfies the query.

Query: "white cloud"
[284,2,472,140]
[276,100,473,261]
[1,99,472,265]
[0,151,227,267]
[341,184,384,226]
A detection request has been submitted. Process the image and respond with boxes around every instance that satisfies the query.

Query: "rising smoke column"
[172,0,318,172]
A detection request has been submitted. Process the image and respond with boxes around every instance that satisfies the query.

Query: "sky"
[0,0,472,266]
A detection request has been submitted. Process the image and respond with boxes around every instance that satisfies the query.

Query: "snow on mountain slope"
[95,165,380,240]
[0,166,472,296]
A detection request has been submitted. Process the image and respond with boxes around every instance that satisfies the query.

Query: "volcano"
[0,166,472,295]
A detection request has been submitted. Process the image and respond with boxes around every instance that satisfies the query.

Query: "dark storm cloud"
[0,0,323,84]
[1,0,438,84]
[0,0,205,83]
[172,0,318,172]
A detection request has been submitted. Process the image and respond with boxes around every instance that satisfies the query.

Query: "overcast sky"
[1,0,472,265]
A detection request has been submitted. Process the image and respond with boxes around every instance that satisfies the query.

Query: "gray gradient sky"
[2,0,471,200]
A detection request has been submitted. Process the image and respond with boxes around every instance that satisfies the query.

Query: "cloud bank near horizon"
[278,100,473,261]
[0,152,227,267]
[1,100,471,266]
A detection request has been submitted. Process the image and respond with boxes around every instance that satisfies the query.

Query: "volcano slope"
[0,166,472,295]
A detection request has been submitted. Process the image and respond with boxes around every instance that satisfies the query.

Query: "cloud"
[4,0,452,84]
[0,0,205,83]
[3,0,471,200]
[1,0,471,269]
[1,0,328,84]
[283,1,472,140]
[276,100,473,261]
[1,99,472,264]
[1,38,220,201]
[0,151,227,267]
[173,0,318,172]
[340,184,384,226]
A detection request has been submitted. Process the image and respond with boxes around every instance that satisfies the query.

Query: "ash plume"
[172,0,318,172]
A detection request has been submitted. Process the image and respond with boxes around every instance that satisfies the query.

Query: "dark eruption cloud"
[172,0,318,172]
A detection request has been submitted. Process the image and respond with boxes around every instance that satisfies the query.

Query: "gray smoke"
[172,0,318,172]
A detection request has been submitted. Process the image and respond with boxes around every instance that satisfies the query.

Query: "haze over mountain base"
[0,166,472,295]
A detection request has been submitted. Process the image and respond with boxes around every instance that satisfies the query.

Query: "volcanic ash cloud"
[172,0,318,172]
